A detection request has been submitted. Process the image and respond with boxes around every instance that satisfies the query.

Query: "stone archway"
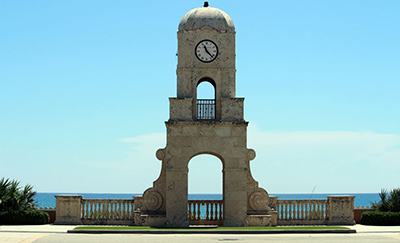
[188,153,222,195]
[187,153,224,225]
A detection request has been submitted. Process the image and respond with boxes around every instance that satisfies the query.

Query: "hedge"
[360,211,400,226]
[0,210,49,225]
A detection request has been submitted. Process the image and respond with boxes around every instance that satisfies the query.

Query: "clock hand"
[202,44,214,58]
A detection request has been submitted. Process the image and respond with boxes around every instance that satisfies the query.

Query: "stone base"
[327,219,356,225]
[223,220,248,227]
[247,215,272,226]
[141,215,167,227]
[81,219,133,225]
[53,219,82,225]
[165,220,189,228]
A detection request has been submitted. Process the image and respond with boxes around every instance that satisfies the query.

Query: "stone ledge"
[166,121,248,126]
[68,229,356,234]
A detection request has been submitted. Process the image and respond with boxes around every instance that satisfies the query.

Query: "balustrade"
[197,99,215,120]
[277,199,328,225]
[81,199,135,221]
[188,200,223,225]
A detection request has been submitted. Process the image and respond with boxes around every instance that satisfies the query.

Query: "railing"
[81,199,135,224]
[277,199,328,225]
[197,99,215,120]
[188,200,223,225]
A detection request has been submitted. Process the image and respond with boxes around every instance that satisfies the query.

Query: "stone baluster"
[209,202,214,220]
[317,202,321,219]
[205,202,210,220]
[219,202,223,220]
[301,202,305,219]
[197,203,201,219]
[81,200,86,219]
[95,202,98,219]
[192,202,196,220]
[120,201,123,218]
[283,202,287,220]
[188,202,193,220]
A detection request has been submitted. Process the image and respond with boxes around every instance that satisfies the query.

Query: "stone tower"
[136,2,275,227]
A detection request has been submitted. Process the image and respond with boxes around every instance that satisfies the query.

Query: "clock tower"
[136,2,275,228]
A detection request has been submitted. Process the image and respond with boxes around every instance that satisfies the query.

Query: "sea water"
[34,192,380,208]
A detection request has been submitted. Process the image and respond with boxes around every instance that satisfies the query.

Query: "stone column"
[327,195,356,225]
[165,168,189,227]
[223,168,248,227]
[53,195,82,225]
[268,196,278,226]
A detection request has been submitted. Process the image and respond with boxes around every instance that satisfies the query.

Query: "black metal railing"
[197,99,215,120]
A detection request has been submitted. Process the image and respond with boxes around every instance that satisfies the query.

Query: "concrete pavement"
[0,225,75,243]
[0,224,399,243]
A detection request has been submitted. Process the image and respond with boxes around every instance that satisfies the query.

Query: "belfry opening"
[196,78,216,120]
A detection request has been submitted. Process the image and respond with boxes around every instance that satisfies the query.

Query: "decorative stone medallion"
[156,148,165,160]
[249,189,269,211]
[143,189,163,211]
[247,149,256,161]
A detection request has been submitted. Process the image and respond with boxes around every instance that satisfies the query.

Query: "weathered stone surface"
[178,5,235,32]
[54,195,82,225]
[327,196,356,225]
[169,98,193,121]
[221,98,244,121]
[247,215,272,227]
[142,188,163,212]
[248,189,270,212]
[141,215,166,227]
[137,3,275,227]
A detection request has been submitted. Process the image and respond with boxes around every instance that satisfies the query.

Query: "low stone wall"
[54,195,137,225]
[273,196,355,225]
[53,194,356,226]
[37,207,56,224]
[353,207,374,224]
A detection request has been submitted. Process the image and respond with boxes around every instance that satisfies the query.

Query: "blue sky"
[1,0,399,194]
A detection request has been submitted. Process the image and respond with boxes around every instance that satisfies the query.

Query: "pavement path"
[0,225,399,243]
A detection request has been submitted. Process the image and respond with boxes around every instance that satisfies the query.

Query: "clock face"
[195,40,218,63]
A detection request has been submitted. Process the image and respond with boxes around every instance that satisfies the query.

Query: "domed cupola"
[178,2,235,32]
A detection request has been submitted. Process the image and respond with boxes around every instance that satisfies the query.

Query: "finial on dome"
[204,1,209,7]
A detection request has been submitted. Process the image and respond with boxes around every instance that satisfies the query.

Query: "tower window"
[196,79,215,120]
[197,99,215,119]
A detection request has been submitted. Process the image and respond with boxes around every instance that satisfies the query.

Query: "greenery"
[0,210,49,225]
[361,188,400,226]
[371,188,400,212]
[0,177,49,225]
[0,177,37,212]
[360,211,400,226]
[73,226,350,231]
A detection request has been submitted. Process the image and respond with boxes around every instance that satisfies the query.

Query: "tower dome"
[178,2,235,32]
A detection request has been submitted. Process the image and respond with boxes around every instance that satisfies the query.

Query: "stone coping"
[68,228,356,234]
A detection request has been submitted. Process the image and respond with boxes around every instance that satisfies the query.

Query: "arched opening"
[196,78,216,120]
[188,154,222,196]
[188,153,224,225]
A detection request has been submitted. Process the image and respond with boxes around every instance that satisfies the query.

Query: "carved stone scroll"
[247,149,256,161]
[143,188,163,211]
[249,189,270,211]
[156,148,165,161]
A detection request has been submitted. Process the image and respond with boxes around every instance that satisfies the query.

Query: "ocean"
[34,192,379,208]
